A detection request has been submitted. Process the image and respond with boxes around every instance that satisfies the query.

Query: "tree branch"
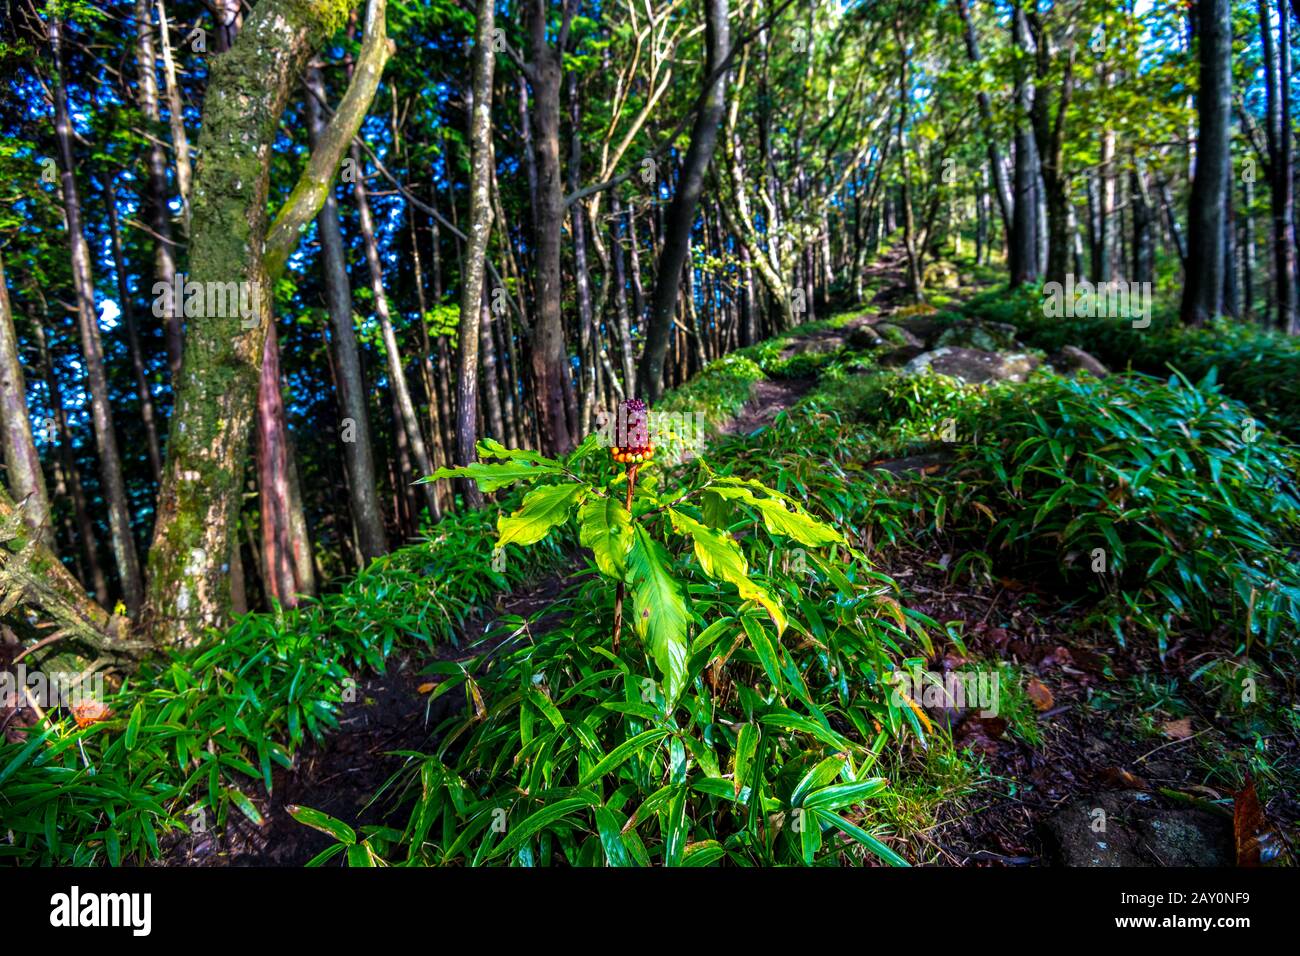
[563,0,800,209]
[264,0,391,281]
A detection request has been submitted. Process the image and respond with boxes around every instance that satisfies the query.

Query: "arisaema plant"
[291,402,935,866]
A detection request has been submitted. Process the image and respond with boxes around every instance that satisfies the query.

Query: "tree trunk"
[305,65,387,561]
[144,0,377,646]
[1260,0,1297,331]
[567,76,598,432]
[455,0,497,507]
[155,0,193,233]
[50,13,144,614]
[0,256,51,540]
[1180,0,1232,325]
[1131,166,1155,283]
[352,145,441,519]
[638,0,731,401]
[610,196,637,393]
[136,0,185,380]
[955,0,1013,239]
[103,176,165,485]
[525,0,575,452]
[256,323,301,607]
[1009,6,1039,287]
[1242,174,1256,316]
[32,314,107,603]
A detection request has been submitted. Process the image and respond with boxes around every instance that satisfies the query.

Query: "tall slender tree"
[454,0,497,509]
[1181,0,1232,325]
[48,12,144,613]
[0,255,51,540]
[638,0,731,402]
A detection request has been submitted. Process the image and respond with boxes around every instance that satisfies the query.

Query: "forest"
[0,0,1297,883]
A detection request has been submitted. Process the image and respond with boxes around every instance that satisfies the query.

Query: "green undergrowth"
[0,494,567,864]
[716,363,1300,658]
[942,285,1300,440]
[10,291,1297,866]
[0,302,887,867]
[290,427,945,866]
[657,307,878,431]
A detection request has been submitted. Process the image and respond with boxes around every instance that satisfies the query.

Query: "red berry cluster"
[612,398,653,465]
[611,444,654,464]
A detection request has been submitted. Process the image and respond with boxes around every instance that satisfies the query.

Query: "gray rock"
[1045,796,1147,867]
[1135,813,1233,867]
[903,346,1041,384]
[875,323,924,349]
[1051,345,1109,378]
[1045,791,1233,867]
[846,324,883,350]
[936,320,1022,352]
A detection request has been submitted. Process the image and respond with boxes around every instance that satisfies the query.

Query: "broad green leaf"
[627,525,690,705]
[347,843,379,867]
[799,807,823,863]
[682,840,725,866]
[594,805,634,867]
[579,496,633,581]
[790,755,847,807]
[803,778,888,811]
[226,788,264,826]
[421,459,562,492]
[497,483,587,547]
[742,615,782,688]
[486,795,599,861]
[815,809,909,866]
[709,478,842,546]
[669,509,787,633]
[477,437,559,467]
[0,729,50,787]
[125,701,144,751]
[662,789,688,867]
[579,728,671,786]
[732,723,759,797]
[749,495,843,546]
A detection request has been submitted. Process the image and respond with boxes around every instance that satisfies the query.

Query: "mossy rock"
[936,321,1022,352]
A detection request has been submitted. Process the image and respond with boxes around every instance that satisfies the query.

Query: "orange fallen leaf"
[417,682,436,694]
[1099,766,1150,791]
[70,699,112,728]
[1025,678,1054,711]
[1161,717,1193,740]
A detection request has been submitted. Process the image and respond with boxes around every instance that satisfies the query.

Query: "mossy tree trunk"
[143,0,369,646]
